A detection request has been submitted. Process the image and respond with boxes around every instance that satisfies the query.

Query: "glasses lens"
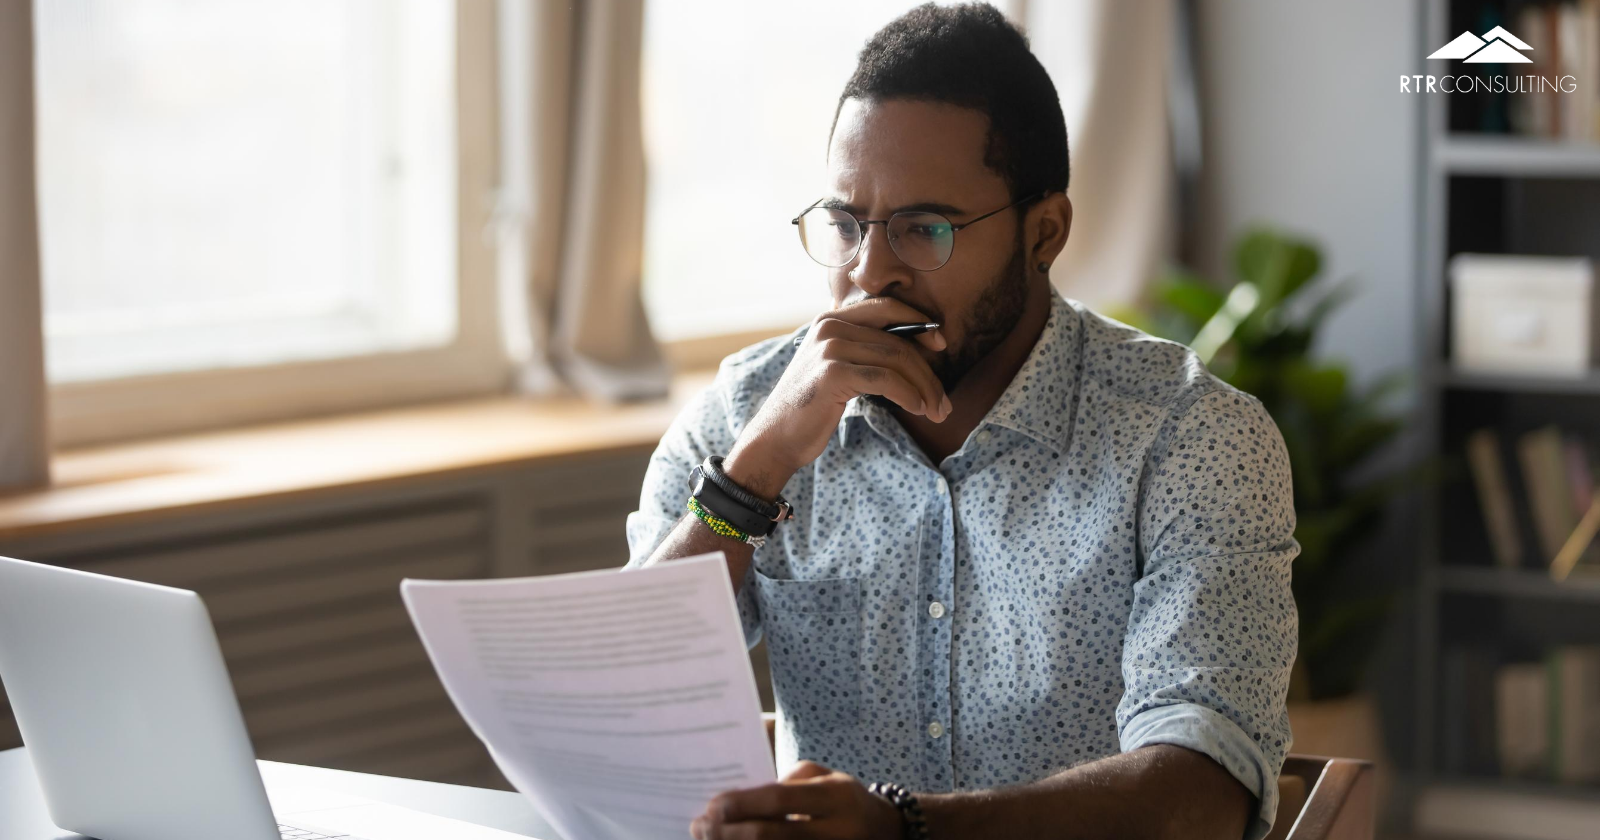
[887,212,955,270]
[797,208,860,267]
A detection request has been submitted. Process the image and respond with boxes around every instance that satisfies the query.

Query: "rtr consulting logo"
[1427,25,1532,63]
[1402,25,1577,93]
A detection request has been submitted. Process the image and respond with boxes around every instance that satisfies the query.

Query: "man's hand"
[690,761,903,840]
[724,298,952,500]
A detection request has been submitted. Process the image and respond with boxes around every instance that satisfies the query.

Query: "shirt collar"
[837,289,1082,455]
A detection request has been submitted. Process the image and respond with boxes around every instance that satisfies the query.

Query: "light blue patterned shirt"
[625,290,1298,840]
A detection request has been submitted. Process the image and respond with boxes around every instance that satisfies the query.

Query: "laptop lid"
[0,556,279,840]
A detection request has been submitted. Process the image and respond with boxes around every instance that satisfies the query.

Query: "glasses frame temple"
[946,191,1048,231]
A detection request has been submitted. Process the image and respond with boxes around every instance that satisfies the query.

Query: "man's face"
[824,97,1031,393]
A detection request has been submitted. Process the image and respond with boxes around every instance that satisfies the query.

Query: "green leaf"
[1234,229,1322,307]
[1156,273,1226,325]
[1103,304,1157,335]
[1275,404,1327,508]
[1328,416,1405,466]
[1352,370,1409,415]
[1301,592,1393,665]
[1190,282,1261,364]
[1293,508,1358,577]
[1283,361,1349,416]
[1299,591,1396,699]
[1224,353,1273,399]
[1301,278,1359,333]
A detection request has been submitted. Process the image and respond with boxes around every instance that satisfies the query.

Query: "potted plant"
[1115,228,1412,771]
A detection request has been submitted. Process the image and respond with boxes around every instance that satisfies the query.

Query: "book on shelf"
[1519,426,1580,562]
[1488,647,1600,785]
[1467,428,1523,569]
[1496,661,1549,779]
[1417,783,1600,840]
[1573,1,1600,143]
[1442,645,1501,777]
[1551,494,1600,581]
[1548,646,1600,784]
[1467,426,1600,577]
[1514,4,1554,137]
[1552,433,1600,580]
[1508,0,1600,142]
[1564,437,1594,515]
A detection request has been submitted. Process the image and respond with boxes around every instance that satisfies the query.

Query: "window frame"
[47,1,508,448]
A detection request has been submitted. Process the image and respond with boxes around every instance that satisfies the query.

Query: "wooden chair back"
[1264,755,1375,840]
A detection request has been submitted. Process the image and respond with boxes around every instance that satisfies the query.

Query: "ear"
[1028,192,1072,273]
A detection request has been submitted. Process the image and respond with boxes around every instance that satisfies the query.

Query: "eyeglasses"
[791,192,1044,271]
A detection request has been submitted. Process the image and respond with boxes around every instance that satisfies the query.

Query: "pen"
[792,321,941,347]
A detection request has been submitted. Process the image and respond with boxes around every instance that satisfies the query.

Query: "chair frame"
[1271,755,1376,840]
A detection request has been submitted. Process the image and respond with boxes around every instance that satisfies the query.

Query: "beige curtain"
[496,0,667,402]
[1022,0,1176,308]
[0,0,49,492]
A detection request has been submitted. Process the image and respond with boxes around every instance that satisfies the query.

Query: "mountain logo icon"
[1427,26,1534,63]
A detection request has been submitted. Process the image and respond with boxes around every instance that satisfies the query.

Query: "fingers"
[690,816,812,840]
[831,362,947,422]
[705,780,841,823]
[692,769,852,840]
[831,352,948,422]
[816,298,948,352]
[809,321,950,421]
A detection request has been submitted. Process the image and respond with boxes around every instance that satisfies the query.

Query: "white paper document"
[400,553,775,840]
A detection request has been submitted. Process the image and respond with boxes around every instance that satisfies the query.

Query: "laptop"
[0,555,532,840]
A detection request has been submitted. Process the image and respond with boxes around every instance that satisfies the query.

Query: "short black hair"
[829,1,1069,200]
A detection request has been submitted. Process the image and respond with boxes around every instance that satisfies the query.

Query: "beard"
[928,227,1029,394]
[865,228,1030,412]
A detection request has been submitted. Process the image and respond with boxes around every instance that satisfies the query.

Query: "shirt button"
[977,429,992,444]
[927,721,945,739]
[936,477,948,496]
[927,601,946,619]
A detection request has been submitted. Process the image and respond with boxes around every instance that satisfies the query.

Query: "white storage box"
[1450,254,1598,375]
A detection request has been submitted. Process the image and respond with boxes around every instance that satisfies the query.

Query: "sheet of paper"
[401,553,774,840]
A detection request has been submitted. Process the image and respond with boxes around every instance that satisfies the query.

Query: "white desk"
[0,746,561,839]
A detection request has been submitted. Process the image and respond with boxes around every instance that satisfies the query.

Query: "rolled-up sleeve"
[1119,388,1299,840]
[622,363,763,647]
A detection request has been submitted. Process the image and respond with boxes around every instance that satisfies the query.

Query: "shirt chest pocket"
[753,570,864,731]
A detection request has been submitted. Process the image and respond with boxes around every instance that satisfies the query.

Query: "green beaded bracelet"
[687,496,763,546]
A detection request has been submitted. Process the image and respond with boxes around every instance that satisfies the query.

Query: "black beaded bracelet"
[866,782,930,840]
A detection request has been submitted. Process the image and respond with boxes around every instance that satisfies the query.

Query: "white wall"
[1194,0,1420,395]
[1193,4,1423,795]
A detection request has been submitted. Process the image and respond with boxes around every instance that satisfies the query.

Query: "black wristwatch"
[688,455,794,541]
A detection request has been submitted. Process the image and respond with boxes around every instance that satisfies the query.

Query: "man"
[625,4,1298,839]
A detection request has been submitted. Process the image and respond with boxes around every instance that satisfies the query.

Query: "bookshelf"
[1436,135,1600,176]
[1437,566,1600,603]
[1443,369,1600,395]
[1414,0,1600,828]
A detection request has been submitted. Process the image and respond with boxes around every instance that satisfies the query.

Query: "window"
[638,0,1020,343]
[35,0,504,445]
[36,0,455,382]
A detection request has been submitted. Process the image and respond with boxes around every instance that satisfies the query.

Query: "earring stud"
[1037,262,1050,273]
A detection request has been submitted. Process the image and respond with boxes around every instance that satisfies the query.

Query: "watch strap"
[690,464,779,538]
